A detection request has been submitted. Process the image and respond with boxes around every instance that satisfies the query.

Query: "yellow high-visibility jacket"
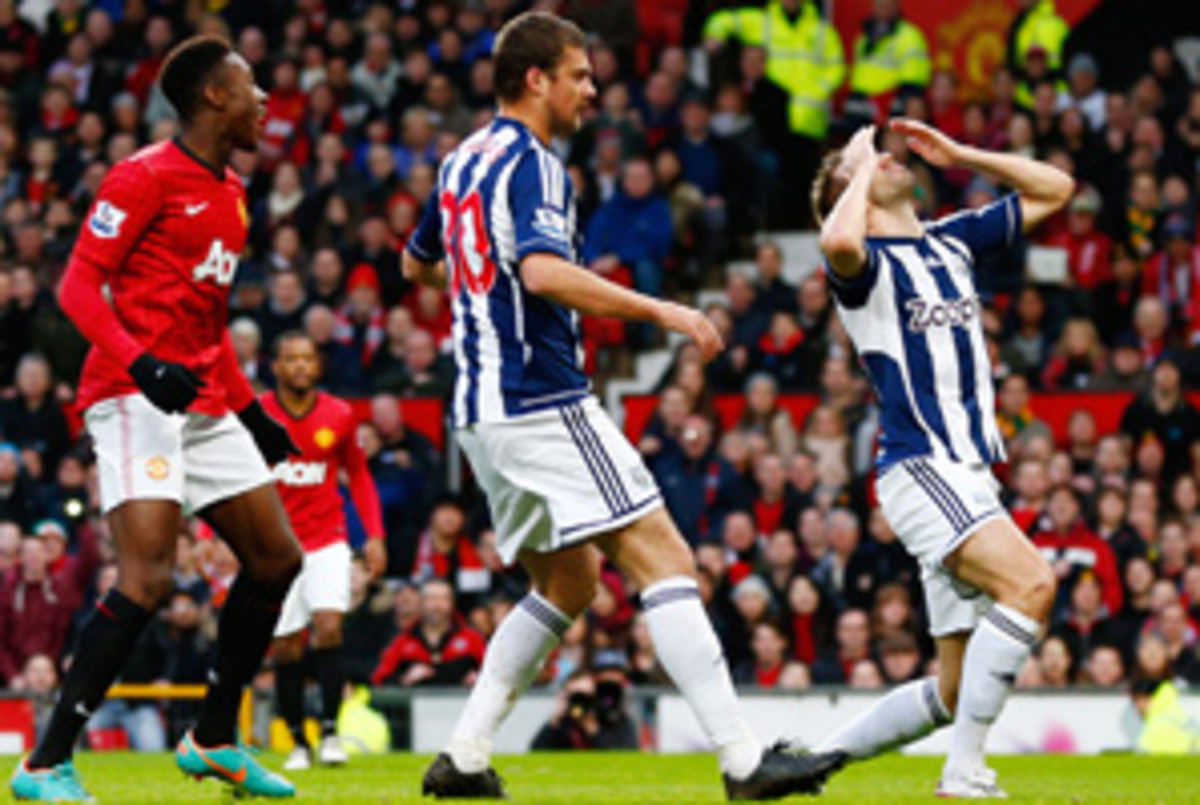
[704,1,846,139]
[1137,681,1200,755]
[850,18,931,96]
[1013,0,1069,72]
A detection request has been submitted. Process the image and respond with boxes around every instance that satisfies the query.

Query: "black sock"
[29,591,153,768]
[275,660,308,748]
[193,574,288,747]
[312,647,344,737]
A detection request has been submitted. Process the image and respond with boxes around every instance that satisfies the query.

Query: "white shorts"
[274,541,353,637]
[876,457,1009,637]
[86,393,272,515]
[457,397,663,565]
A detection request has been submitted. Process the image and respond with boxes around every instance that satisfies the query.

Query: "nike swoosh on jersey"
[184,202,210,216]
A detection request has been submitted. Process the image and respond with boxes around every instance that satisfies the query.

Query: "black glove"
[238,400,300,466]
[128,353,206,413]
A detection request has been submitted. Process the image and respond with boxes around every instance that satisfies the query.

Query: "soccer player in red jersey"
[263,332,387,771]
[12,37,302,802]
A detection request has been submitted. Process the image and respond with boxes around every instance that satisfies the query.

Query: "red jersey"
[261,391,384,553]
[66,139,252,417]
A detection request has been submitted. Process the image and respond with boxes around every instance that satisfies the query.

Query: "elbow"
[1050,170,1075,209]
[819,233,858,263]
[520,259,553,297]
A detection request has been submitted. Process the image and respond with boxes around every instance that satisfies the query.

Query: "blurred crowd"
[3,0,1200,750]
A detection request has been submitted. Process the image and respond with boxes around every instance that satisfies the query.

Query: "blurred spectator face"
[695,543,726,580]
[1124,558,1155,604]
[145,15,172,53]
[1047,452,1072,487]
[658,386,690,432]
[1152,360,1181,397]
[789,452,817,492]
[1087,646,1124,687]
[1135,437,1165,479]
[1130,172,1159,211]
[751,622,788,668]
[272,162,302,197]
[1015,287,1045,327]
[357,423,382,459]
[680,416,713,460]
[230,319,261,363]
[719,432,749,470]
[726,274,756,314]
[1150,579,1179,613]
[827,509,860,557]
[1015,461,1048,503]
[1067,410,1096,447]
[20,537,47,582]
[0,448,19,484]
[998,374,1031,417]
[644,72,676,111]
[0,522,19,570]
[303,304,337,344]
[1132,116,1164,153]
[1096,487,1127,528]
[409,164,436,202]
[393,582,420,627]
[799,508,827,557]
[837,610,870,658]
[386,307,415,346]
[1007,114,1034,151]
[1183,566,1200,608]
[404,330,437,373]
[1033,82,1058,118]
[1047,487,1081,532]
[681,100,709,138]
[1094,436,1128,476]
[872,0,900,22]
[1039,637,1072,685]
[733,577,771,622]
[15,355,51,400]
[420,580,455,631]
[807,406,843,439]
[1158,603,1188,646]
[799,275,828,318]
[765,529,797,569]
[311,248,344,291]
[820,358,853,398]
[1071,573,1103,619]
[270,271,304,311]
[368,144,396,181]
[849,660,883,689]
[756,242,783,282]
[168,593,200,629]
[431,502,465,540]
[740,47,767,82]
[370,394,403,439]
[1161,523,1188,569]
[238,26,267,66]
[880,641,921,682]
[873,584,912,633]
[755,455,786,499]
[365,33,393,70]
[621,159,655,200]
[22,653,58,694]
[723,512,757,554]
[787,576,821,615]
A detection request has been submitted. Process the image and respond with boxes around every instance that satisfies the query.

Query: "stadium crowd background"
[2,0,1200,749]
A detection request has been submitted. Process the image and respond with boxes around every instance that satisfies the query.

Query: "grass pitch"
[4,752,1198,803]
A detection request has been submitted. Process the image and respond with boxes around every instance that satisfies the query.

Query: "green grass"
[4,752,1199,803]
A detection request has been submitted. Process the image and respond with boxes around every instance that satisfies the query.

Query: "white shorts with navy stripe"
[876,457,1008,636]
[456,396,663,565]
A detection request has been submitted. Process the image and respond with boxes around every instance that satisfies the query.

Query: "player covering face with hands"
[12,37,303,803]
[810,120,1073,797]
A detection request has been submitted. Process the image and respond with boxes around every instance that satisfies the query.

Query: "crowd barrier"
[5,687,1197,757]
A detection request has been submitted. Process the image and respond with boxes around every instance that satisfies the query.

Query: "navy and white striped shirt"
[406,117,589,428]
[827,194,1022,473]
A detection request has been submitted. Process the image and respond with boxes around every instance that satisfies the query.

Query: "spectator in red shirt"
[1041,318,1108,390]
[733,618,808,689]
[0,536,74,684]
[1050,185,1112,292]
[811,608,872,685]
[1008,457,1050,534]
[259,58,310,171]
[371,578,485,687]
[411,496,489,611]
[1033,485,1124,617]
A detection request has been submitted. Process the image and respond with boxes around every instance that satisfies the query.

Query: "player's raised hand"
[237,400,301,466]
[839,124,877,177]
[889,118,963,168]
[658,301,724,363]
[128,353,206,413]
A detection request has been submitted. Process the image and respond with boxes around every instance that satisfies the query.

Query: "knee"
[537,568,598,619]
[274,637,305,665]
[1016,563,1058,623]
[313,618,343,649]
[251,544,303,591]
[118,563,175,609]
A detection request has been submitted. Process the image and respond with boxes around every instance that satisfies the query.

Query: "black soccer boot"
[723,743,849,801]
[422,752,509,800]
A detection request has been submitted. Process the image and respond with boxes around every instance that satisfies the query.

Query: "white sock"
[447,591,571,773]
[944,604,1039,778]
[642,576,762,780]
[817,677,951,759]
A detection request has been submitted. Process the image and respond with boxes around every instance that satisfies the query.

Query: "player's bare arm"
[520,252,724,362]
[818,126,879,279]
[889,118,1074,230]
[402,249,448,290]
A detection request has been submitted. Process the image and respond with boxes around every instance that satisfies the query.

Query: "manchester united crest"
[146,455,170,481]
[314,427,336,450]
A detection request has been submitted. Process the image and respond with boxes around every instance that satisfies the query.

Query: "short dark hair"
[272,329,315,359]
[493,12,586,104]
[158,35,233,122]
[810,149,847,228]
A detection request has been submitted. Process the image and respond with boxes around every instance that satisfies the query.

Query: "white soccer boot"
[283,745,312,771]
[937,766,1008,798]
[318,735,349,766]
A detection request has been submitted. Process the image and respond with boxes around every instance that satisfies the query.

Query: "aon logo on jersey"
[274,461,327,486]
[192,240,239,286]
[905,297,980,333]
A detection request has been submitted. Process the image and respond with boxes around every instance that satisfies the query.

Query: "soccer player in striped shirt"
[811,121,1073,797]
